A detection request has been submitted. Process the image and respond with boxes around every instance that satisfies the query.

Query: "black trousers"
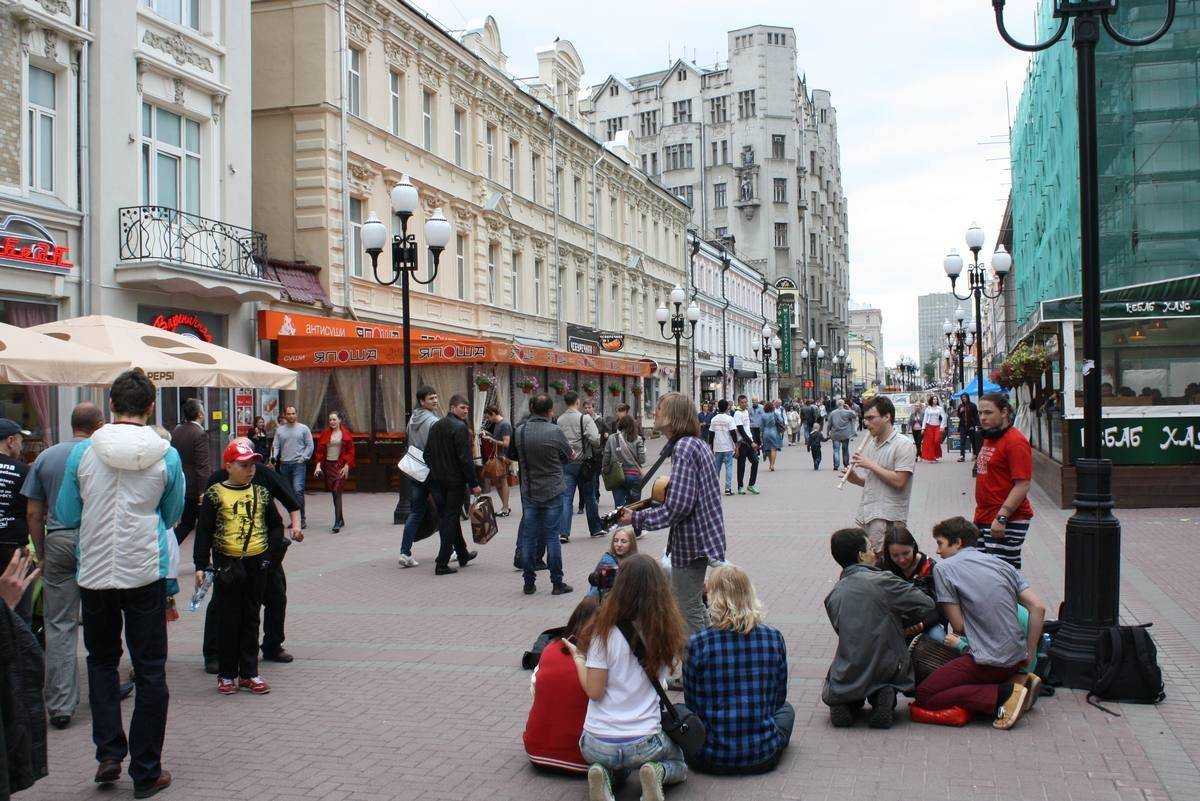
[80,580,168,787]
[430,481,470,567]
[736,445,759,489]
[204,559,287,659]
[174,494,199,544]
[214,558,268,680]
[912,428,924,454]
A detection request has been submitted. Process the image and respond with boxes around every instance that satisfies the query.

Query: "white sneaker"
[639,762,666,801]
[587,765,614,801]
[397,554,419,568]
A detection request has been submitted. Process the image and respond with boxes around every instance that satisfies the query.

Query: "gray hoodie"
[406,407,441,450]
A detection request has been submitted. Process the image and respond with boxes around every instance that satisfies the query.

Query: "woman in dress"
[314,411,355,533]
[919,396,945,462]
[760,400,785,471]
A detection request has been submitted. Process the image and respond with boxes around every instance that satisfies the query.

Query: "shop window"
[26,66,56,193]
[141,103,201,214]
[1085,318,1200,407]
[1,300,59,451]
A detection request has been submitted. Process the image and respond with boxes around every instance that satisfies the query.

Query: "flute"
[836,435,870,490]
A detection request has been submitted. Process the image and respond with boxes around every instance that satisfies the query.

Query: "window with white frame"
[510,248,520,309]
[485,124,496,179]
[720,140,728,164]
[604,117,625,140]
[141,103,202,214]
[664,144,692,171]
[773,177,787,203]
[348,48,362,117]
[671,185,693,207]
[575,271,585,320]
[455,234,467,300]
[487,243,498,304]
[506,139,518,190]
[531,152,542,203]
[573,176,582,221]
[709,96,728,124]
[389,71,403,135]
[737,90,756,119]
[609,196,617,233]
[713,182,726,209]
[533,257,543,314]
[453,107,465,166]
[26,66,56,193]
[348,198,364,278]
[671,100,692,124]
[610,281,619,327]
[639,111,658,137]
[144,0,200,30]
[772,134,786,159]
[422,90,435,151]
[774,222,788,248]
[608,84,618,97]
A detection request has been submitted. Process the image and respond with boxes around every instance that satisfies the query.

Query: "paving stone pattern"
[22,435,1200,801]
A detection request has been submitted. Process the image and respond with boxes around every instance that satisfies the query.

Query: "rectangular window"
[774,222,788,247]
[714,183,726,209]
[573,176,582,220]
[575,271,585,320]
[671,100,692,124]
[140,103,202,214]
[533,257,544,314]
[422,90,435,151]
[26,66,55,192]
[147,0,200,30]
[510,249,520,309]
[609,196,617,234]
[809,150,816,173]
[604,117,625,140]
[347,48,362,117]
[555,166,563,210]
[453,107,465,165]
[487,243,498,304]
[610,282,619,327]
[709,96,728,124]
[506,139,518,189]
[348,198,363,278]
[737,90,756,119]
[721,140,728,164]
[672,185,693,207]
[650,152,658,175]
[456,234,467,300]
[639,110,658,137]
[772,134,786,159]
[710,141,717,166]
[389,72,403,135]
[773,177,787,203]
[486,124,496,179]
[715,226,728,239]
[531,153,542,202]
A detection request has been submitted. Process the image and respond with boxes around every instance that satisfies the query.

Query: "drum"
[910,634,962,684]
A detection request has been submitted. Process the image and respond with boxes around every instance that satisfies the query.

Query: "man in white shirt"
[732,395,760,495]
[845,396,917,560]
[708,399,736,496]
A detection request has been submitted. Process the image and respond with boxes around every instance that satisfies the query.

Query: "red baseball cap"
[222,438,262,465]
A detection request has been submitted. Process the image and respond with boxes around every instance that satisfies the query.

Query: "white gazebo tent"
[32,315,297,389]
[0,321,131,385]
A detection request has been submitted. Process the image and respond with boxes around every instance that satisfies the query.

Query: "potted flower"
[582,380,599,397]
[516,375,539,395]
[548,378,570,396]
[473,372,496,392]
[996,344,1051,391]
[607,382,622,398]
[630,384,643,398]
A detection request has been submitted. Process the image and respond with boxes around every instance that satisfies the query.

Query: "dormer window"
[609,84,618,97]
[677,69,687,82]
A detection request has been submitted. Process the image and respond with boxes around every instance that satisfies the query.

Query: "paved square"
[21,436,1200,800]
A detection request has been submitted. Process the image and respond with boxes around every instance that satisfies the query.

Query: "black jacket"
[425,414,480,490]
[0,606,46,799]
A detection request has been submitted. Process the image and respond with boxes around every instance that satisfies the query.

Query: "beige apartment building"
[250,2,691,464]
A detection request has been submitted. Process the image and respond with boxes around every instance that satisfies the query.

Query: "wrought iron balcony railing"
[119,206,267,278]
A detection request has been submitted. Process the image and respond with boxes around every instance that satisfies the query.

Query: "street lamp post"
[832,348,847,397]
[361,175,451,424]
[657,286,700,394]
[992,0,1177,687]
[944,308,976,462]
[944,222,1010,406]
[799,339,825,399]
[754,324,782,401]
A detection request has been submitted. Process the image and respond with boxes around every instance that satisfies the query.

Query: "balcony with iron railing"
[116,206,282,303]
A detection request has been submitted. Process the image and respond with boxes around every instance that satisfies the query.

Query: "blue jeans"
[611,476,642,509]
[561,462,601,538]
[579,729,687,787]
[520,498,563,587]
[831,439,851,470]
[278,461,307,522]
[400,478,428,557]
[713,451,734,492]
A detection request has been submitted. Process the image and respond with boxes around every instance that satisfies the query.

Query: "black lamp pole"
[658,289,698,395]
[945,315,974,462]
[993,0,1175,687]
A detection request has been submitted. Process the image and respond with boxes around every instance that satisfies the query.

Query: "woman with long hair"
[587,526,638,599]
[313,411,355,533]
[602,414,646,509]
[683,564,793,775]
[523,596,601,775]
[878,524,935,597]
[249,415,272,461]
[563,554,688,801]
[919,396,945,462]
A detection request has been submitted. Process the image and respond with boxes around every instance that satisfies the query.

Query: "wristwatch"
[995,514,1009,526]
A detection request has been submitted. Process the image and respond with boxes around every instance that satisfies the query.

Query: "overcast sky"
[417,0,1047,366]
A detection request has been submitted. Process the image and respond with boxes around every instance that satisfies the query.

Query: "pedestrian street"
[18,435,1200,801]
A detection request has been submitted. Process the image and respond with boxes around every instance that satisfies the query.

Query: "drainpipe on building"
[79,0,91,317]
[549,110,562,347]
[591,152,603,330]
[338,0,357,321]
[720,250,730,401]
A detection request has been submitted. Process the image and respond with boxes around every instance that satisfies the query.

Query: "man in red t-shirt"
[973,394,1033,569]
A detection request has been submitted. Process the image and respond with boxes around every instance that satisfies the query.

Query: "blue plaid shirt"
[683,624,789,768]
[632,436,725,568]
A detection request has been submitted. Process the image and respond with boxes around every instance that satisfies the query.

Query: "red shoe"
[238,676,271,694]
[908,703,970,727]
[217,678,237,695]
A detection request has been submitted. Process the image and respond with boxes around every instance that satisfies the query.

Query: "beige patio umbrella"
[0,321,131,385]
[32,315,297,390]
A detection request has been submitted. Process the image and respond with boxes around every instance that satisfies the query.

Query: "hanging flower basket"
[548,379,571,395]
[516,376,539,395]
[582,380,599,397]
[630,384,643,397]
[996,344,1051,391]
[607,382,622,397]
[473,373,496,392]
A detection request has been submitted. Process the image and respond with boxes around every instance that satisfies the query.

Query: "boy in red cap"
[193,439,284,695]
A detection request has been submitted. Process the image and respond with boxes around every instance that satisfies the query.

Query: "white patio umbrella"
[32,315,297,390]
[0,321,131,385]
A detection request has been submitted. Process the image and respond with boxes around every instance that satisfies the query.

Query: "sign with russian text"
[777,300,793,374]
[1067,416,1200,465]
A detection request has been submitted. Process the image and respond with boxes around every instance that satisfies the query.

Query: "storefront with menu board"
[257,310,654,491]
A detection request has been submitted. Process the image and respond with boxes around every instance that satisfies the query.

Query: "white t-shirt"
[923,406,945,428]
[732,408,754,442]
[709,413,735,453]
[584,627,666,738]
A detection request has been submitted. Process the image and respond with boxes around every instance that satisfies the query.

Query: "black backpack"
[1087,623,1165,715]
[521,626,567,670]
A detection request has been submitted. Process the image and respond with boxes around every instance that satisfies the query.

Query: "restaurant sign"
[0,215,72,273]
[1067,416,1200,465]
[566,324,625,356]
[1041,274,1200,321]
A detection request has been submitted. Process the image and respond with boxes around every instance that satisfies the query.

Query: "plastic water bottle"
[188,569,214,612]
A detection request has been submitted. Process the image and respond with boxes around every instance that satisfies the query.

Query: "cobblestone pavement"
[22,435,1200,801]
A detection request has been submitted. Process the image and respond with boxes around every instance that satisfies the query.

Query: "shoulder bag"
[603,436,626,491]
[617,622,706,760]
[399,444,429,483]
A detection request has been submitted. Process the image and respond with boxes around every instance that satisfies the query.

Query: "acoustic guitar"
[600,475,669,529]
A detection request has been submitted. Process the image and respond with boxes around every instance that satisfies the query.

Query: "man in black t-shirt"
[0,418,32,620]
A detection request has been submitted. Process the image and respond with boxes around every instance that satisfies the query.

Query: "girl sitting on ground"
[564,554,688,801]
[587,527,637,599]
[523,596,600,775]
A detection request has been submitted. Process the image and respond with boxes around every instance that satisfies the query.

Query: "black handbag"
[618,623,707,760]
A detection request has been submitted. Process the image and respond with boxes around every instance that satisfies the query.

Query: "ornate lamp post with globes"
[943,308,975,461]
[944,222,1010,404]
[753,324,782,401]
[799,339,825,398]
[657,285,700,394]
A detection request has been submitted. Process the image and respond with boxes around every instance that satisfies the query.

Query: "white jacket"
[55,423,186,591]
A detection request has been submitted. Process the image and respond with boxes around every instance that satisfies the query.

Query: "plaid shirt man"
[683,624,789,768]
[631,435,725,568]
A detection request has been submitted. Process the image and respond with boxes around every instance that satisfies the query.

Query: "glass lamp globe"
[686,302,700,322]
[390,175,419,215]
[800,348,809,359]
[808,338,816,350]
[669,285,686,306]
[361,214,387,252]
[761,323,772,338]
[965,221,985,250]
[816,347,825,359]
[424,208,451,249]
[944,250,964,279]
[772,336,782,349]
[655,304,669,324]
[991,244,1012,277]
